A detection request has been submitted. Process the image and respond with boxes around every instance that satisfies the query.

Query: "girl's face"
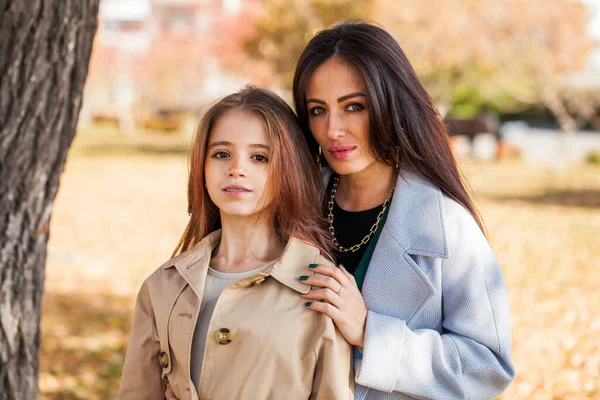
[305,57,375,176]
[204,109,273,219]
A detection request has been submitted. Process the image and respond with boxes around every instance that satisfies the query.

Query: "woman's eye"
[252,154,269,163]
[310,106,326,116]
[346,103,364,112]
[212,151,229,159]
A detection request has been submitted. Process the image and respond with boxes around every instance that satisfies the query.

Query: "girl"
[293,22,515,399]
[119,86,353,399]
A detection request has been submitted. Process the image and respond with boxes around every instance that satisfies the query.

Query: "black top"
[326,177,385,275]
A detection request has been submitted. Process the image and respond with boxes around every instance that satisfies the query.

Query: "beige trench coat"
[118,230,354,400]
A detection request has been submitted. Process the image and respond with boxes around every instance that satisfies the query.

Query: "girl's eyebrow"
[208,141,270,150]
[307,92,366,104]
[208,141,231,149]
[249,144,270,150]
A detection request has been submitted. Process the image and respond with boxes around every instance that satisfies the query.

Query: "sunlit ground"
[39,123,600,399]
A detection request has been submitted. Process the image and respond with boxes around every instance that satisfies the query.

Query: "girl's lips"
[223,186,251,197]
[328,146,356,160]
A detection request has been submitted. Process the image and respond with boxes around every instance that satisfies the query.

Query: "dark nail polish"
[305,302,312,307]
[299,275,308,281]
[309,264,318,268]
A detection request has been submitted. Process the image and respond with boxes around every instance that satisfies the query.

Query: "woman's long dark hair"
[173,85,334,259]
[293,21,485,233]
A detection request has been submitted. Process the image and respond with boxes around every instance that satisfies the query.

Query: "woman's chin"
[326,159,373,177]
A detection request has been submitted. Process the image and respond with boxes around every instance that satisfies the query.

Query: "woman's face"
[305,57,375,176]
[204,109,273,219]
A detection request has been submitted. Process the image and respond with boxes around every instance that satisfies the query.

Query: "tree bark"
[0,1,99,399]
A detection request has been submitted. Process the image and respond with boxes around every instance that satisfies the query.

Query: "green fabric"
[352,202,391,291]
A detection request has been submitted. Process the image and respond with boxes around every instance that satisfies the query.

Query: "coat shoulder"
[439,194,489,253]
[137,251,191,300]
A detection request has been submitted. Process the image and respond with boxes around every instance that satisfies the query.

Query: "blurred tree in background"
[0,1,99,398]
[217,0,369,90]
[228,0,597,129]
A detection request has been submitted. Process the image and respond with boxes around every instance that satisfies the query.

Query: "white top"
[190,260,275,390]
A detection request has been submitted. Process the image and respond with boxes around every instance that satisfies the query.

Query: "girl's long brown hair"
[293,21,485,233]
[173,85,333,259]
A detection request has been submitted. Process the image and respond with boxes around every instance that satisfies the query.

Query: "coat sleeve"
[310,313,354,400]
[118,281,165,400]
[355,203,515,399]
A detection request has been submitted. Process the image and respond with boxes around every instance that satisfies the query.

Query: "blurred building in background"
[80,0,600,156]
[82,0,247,133]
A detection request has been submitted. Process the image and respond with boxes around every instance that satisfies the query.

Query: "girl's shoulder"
[313,252,337,269]
[146,231,220,282]
[141,240,212,295]
[285,236,336,268]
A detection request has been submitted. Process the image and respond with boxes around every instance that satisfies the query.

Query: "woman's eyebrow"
[337,92,366,102]
[306,92,366,104]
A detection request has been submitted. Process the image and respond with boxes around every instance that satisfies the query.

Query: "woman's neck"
[211,213,284,273]
[336,162,397,211]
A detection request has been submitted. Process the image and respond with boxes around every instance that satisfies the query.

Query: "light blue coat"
[326,170,515,399]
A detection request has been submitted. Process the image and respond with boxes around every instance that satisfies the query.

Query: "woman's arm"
[118,282,165,400]
[355,204,515,399]
[302,205,515,399]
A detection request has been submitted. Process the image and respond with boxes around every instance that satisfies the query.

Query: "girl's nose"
[227,159,246,178]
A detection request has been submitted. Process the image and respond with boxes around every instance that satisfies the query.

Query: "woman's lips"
[328,146,356,160]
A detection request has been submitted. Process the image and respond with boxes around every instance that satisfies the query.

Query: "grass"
[39,123,600,399]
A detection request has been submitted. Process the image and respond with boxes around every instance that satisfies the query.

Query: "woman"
[293,22,515,399]
[120,86,353,399]
[166,22,515,400]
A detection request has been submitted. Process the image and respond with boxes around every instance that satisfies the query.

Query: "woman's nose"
[326,112,345,140]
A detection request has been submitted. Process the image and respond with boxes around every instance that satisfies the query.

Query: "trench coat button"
[215,328,232,344]
[253,277,266,285]
[159,351,169,368]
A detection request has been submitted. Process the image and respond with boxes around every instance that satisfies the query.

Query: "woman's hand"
[300,264,367,347]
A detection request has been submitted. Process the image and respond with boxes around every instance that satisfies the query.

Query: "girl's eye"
[212,151,230,159]
[252,154,269,163]
[309,106,326,116]
[346,103,364,112]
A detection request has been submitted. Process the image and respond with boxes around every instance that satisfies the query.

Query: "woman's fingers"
[301,272,343,292]
[300,264,348,291]
[301,287,342,306]
[339,264,358,287]
[309,263,347,284]
[305,298,341,320]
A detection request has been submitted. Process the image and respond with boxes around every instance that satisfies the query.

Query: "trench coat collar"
[322,167,449,259]
[162,230,318,295]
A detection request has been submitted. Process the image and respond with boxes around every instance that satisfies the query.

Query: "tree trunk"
[0,1,99,399]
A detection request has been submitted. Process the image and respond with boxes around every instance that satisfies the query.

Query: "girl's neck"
[211,213,285,273]
[336,162,397,211]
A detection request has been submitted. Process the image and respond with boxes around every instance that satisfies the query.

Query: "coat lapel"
[361,171,449,323]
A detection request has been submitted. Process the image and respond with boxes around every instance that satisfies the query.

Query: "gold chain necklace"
[328,175,395,253]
